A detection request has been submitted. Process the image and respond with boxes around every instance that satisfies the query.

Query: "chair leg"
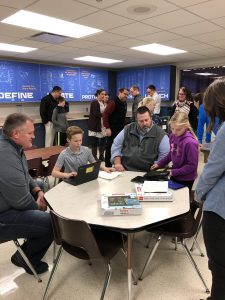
[43,246,63,300]
[190,219,203,254]
[139,235,162,280]
[191,237,205,257]
[14,240,42,283]
[181,240,210,293]
[52,241,57,263]
[100,263,112,300]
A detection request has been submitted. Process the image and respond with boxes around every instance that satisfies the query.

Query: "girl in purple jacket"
[151,111,199,192]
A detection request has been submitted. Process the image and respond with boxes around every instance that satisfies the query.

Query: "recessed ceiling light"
[0,42,36,53]
[131,43,187,55]
[74,56,122,64]
[195,73,218,76]
[1,10,102,38]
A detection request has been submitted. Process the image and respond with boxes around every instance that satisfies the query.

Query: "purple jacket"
[158,131,198,181]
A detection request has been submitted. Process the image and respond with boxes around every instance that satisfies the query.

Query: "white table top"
[45,171,190,232]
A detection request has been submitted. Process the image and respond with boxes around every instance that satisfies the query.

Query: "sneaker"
[11,252,49,275]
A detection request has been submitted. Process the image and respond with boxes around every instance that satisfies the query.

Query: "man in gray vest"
[111,106,170,171]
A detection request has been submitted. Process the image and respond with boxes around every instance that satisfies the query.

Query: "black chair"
[43,210,125,300]
[0,239,42,282]
[27,157,44,178]
[138,200,210,294]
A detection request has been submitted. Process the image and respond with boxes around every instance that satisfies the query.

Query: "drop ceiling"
[1,0,225,69]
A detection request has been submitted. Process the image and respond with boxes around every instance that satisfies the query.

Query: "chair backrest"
[151,200,202,239]
[44,154,59,177]
[27,157,43,177]
[50,210,103,261]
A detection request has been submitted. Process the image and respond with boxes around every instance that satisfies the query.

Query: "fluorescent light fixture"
[74,56,122,64]
[183,69,191,72]
[195,72,218,76]
[131,43,187,55]
[0,42,36,53]
[2,10,102,38]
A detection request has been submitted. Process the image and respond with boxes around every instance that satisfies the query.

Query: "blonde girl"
[151,111,198,192]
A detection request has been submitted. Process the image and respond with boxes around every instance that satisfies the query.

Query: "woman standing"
[170,86,198,132]
[88,89,106,161]
[195,78,225,300]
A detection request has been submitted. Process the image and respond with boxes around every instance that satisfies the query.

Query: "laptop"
[67,161,101,186]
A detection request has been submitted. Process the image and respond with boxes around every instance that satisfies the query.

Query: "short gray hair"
[3,113,33,137]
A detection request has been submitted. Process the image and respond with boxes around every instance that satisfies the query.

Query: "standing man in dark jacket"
[0,113,53,275]
[130,85,142,121]
[40,86,62,147]
[103,88,128,167]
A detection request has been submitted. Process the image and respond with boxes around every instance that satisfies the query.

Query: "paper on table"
[98,171,121,180]
[143,181,168,193]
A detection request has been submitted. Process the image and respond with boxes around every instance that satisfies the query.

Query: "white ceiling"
[0,0,225,69]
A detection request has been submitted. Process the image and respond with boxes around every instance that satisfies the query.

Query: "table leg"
[127,233,132,300]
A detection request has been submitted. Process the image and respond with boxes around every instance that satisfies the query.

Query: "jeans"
[0,209,53,265]
[203,211,225,300]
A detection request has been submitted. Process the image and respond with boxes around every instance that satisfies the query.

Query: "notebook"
[67,161,101,186]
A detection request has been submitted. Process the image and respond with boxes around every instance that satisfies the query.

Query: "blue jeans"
[0,209,53,265]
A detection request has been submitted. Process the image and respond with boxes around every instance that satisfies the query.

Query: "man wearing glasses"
[103,88,129,167]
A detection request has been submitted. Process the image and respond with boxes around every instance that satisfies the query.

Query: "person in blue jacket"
[195,78,225,300]
[194,93,219,145]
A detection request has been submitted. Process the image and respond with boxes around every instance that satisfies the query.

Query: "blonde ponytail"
[169,112,197,140]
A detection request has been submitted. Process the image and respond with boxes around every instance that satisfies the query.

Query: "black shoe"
[11,252,49,275]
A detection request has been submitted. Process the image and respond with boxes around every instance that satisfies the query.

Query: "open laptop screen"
[67,161,101,186]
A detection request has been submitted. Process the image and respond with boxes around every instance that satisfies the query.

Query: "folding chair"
[0,239,42,282]
[43,210,125,300]
[139,200,210,294]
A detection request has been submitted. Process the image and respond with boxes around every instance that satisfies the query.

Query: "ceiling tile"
[163,38,199,47]
[89,44,126,53]
[142,9,203,30]
[170,21,222,37]
[105,0,179,21]
[85,32,127,43]
[61,39,100,49]
[26,0,98,21]
[115,38,147,48]
[204,39,225,49]
[167,0,210,7]
[213,16,225,28]
[191,29,225,42]
[0,5,17,19]
[0,23,40,39]
[138,31,181,43]
[0,0,37,9]
[75,0,127,9]
[76,10,133,30]
[186,0,225,19]
[109,22,160,37]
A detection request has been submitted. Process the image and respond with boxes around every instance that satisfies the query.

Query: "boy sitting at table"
[52,126,113,179]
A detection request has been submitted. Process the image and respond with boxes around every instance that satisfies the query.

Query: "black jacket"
[40,94,69,124]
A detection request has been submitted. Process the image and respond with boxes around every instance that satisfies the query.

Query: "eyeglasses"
[178,93,185,96]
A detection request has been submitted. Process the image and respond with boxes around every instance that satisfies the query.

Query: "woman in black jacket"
[170,86,198,132]
[88,89,107,160]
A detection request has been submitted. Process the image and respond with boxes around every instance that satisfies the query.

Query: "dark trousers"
[203,211,225,300]
[0,209,53,265]
[105,135,115,167]
[55,132,67,146]
[89,136,106,160]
